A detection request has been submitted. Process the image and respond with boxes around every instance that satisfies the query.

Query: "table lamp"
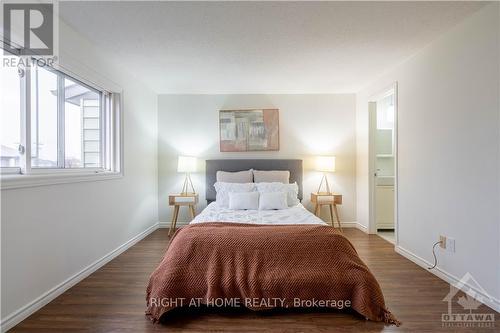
[315,156,336,194]
[177,156,197,195]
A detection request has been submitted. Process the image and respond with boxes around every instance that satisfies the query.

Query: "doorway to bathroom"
[368,83,398,245]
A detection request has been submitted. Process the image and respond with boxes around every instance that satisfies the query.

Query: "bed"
[146,159,399,326]
[191,202,326,225]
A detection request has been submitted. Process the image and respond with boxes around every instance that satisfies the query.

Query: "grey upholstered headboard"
[205,159,303,204]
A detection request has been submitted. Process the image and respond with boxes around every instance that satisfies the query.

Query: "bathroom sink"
[377,176,394,186]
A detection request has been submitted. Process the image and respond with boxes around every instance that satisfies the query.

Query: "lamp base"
[317,173,333,194]
[180,173,196,196]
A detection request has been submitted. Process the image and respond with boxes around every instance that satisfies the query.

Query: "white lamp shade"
[177,156,197,173]
[315,156,336,172]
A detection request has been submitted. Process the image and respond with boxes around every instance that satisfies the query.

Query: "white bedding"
[190,202,327,225]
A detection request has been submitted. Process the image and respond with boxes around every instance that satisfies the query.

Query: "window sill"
[0,171,123,190]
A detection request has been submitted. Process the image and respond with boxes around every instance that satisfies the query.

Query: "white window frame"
[1,52,123,189]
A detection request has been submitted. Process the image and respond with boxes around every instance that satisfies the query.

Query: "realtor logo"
[442,273,495,329]
[3,3,54,55]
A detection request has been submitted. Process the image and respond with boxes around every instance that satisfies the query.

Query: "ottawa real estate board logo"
[3,2,54,56]
[442,273,495,329]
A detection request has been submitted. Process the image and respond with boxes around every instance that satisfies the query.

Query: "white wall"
[0,20,158,326]
[356,4,499,305]
[158,94,356,224]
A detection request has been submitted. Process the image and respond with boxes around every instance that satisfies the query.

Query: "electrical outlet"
[439,235,446,249]
[446,238,455,253]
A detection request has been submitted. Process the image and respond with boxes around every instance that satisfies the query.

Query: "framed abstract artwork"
[219,109,280,152]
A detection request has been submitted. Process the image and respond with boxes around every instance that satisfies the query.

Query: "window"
[0,60,22,169]
[0,53,122,183]
[31,66,58,168]
[30,67,103,169]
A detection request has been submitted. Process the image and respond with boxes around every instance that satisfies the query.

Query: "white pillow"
[255,182,300,206]
[216,170,253,183]
[259,192,288,210]
[214,182,255,207]
[253,170,290,183]
[228,192,259,210]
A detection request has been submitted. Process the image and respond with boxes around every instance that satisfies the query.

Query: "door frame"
[368,82,399,246]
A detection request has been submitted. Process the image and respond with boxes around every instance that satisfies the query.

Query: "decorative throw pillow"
[214,182,255,207]
[228,192,260,210]
[216,170,253,183]
[253,170,290,183]
[255,182,300,206]
[258,192,288,210]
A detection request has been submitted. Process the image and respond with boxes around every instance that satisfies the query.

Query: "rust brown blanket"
[146,223,399,325]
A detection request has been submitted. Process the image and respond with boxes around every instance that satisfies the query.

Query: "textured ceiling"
[60,1,485,94]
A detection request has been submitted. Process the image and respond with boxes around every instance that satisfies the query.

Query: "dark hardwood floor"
[9,228,498,332]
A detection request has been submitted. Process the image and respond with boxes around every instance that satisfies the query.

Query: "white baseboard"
[1,223,159,333]
[395,245,500,313]
[340,221,368,233]
[158,221,190,228]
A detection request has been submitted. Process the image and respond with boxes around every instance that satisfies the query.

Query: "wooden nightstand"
[168,193,199,236]
[311,192,343,231]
